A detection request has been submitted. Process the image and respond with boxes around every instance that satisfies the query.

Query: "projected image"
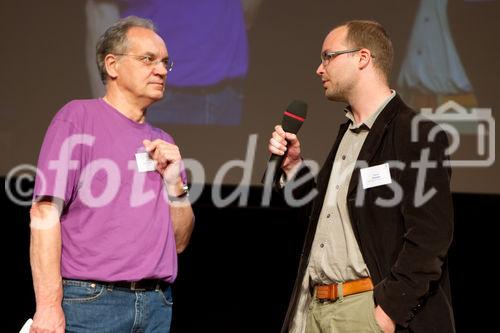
[2,0,498,193]
[397,0,477,110]
[86,0,262,126]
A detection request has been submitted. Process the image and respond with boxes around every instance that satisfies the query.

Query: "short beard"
[325,79,354,103]
[325,85,348,103]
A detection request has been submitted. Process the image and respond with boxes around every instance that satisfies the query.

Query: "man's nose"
[316,63,325,77]
[154,61,168,77]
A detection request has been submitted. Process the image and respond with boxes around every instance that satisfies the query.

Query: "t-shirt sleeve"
[33,117,83,205]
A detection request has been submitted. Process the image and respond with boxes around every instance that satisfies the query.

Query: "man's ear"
[358,48,372,70]
[104,54,119,80]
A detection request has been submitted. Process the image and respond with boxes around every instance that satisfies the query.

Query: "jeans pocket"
[157,286,173,306]
[62,280,106,303]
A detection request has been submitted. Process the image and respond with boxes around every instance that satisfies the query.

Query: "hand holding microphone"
[268,125,302,175]
[263,100,307,183]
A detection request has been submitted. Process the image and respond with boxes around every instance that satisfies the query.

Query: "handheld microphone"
[262,100,308,184]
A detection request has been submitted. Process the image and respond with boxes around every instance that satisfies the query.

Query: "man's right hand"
[268,125,302,176]
[31,305,65,333]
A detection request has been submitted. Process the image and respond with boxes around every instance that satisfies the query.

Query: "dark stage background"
[4,180,498,332]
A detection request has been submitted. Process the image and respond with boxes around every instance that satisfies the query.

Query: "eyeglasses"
[320,48,361,66]
[115,54,174,72]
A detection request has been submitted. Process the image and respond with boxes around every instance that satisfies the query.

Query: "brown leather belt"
[315,277,373,301]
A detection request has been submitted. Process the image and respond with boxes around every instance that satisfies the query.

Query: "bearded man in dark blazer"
[268,20,454,333]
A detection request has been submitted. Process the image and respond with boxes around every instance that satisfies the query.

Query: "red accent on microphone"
[284,111,305,122]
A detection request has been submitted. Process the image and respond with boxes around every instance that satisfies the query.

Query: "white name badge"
[360,163,392,189]
[135,152,156,172]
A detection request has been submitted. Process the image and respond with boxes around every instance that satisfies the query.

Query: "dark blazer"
[280,95,455,333]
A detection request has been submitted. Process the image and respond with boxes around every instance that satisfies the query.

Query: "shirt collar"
[345,89,396,131]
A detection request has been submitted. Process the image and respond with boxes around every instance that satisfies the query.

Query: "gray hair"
[96,16,156,84]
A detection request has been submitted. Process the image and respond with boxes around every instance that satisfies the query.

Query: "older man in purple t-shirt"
[29,17,195,333]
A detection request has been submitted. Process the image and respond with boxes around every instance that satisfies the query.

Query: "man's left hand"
[374,305,396,333]
[143,139,182,186]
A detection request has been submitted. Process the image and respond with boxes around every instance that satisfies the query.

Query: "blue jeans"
[147,85,243,125]
[62,279,172,333]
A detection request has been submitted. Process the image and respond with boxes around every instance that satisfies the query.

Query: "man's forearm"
[166,179,195,253]
[30,203,63,307]
[170,204,195,253]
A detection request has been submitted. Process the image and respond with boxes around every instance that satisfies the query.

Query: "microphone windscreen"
[287,100,308,119]
[282,100,308,134]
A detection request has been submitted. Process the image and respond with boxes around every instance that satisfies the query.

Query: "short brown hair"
[339,20,394,82]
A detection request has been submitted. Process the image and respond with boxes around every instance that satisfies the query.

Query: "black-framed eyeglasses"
[115,53,174,72]
[320,48,362,66]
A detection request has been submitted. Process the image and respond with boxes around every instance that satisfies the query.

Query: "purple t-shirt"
[33,98,183,283]
[121,0,248,87]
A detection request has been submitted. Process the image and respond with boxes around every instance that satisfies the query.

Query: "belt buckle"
[315,283,340,303]
[130,281,146,291]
